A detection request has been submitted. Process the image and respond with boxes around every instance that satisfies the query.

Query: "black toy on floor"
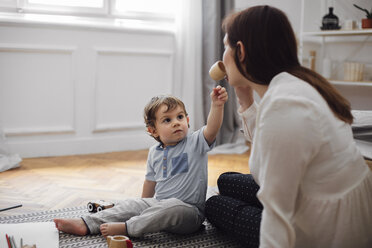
[87,200,115,213]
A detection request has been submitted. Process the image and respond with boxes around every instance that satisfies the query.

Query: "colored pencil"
[11,236,17,248]
[5,234,11,248]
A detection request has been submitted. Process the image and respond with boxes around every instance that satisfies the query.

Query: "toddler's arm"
[203,85,228,145]
[142,179,156,198]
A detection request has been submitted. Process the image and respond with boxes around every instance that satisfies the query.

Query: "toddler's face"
[150,104,189,147]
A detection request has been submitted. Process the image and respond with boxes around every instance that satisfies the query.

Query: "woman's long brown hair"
[223,5,353,124]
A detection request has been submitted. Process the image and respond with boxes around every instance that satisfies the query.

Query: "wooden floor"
[0,150,250,217]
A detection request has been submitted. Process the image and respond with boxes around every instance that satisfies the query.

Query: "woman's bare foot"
[100,223,127,237]
[54,218,88,236]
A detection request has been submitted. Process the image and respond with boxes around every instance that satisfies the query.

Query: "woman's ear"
[236,41,246,62]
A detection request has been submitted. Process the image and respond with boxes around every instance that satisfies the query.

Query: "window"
[0,0,177,21]
[28,0,103,8]
[113,0,177,21]
[22,0,108,15]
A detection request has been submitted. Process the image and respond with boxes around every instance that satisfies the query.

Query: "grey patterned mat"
[0,206,242,247]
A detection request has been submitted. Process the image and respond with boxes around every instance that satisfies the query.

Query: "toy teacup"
[209,61,226,81]
[106,235,133,248]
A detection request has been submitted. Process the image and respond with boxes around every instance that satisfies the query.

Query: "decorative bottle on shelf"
[322,57,332,79]
[309,50,316,71]
[321,7,340,30]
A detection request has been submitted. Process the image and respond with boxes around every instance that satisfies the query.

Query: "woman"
[205,5,372,248]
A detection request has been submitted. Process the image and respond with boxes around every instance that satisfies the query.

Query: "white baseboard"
[6,132,156,158]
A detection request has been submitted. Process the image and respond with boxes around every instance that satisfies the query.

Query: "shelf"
[302,29,372,37]
[331,80,372,86]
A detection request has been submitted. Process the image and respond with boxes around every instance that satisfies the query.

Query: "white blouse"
[240,72,372,248]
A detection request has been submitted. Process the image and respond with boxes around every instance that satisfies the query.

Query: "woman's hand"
[234,85,254,112]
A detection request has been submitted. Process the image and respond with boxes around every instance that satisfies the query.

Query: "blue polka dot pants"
[205,172,262,247]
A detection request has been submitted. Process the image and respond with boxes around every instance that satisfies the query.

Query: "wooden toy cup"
[209,61,226,81]
[106,235,133,248]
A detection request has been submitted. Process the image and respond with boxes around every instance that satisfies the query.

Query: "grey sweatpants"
[82,197,204,237]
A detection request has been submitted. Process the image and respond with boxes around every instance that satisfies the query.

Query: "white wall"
[235,0,302,32]
[0,21,177,157]
[0,0,203,159]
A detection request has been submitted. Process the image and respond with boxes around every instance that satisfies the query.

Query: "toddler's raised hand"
[211,85,228,107]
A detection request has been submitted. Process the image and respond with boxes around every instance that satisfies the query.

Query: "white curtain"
[173,0,245,151]
[174,0,204,131]
[0,125,21,172]
[201,0,241,146]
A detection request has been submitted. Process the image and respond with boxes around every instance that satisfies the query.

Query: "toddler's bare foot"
[54,218,88,236]
[100,223,127,237]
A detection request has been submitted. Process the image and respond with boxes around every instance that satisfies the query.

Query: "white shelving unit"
[302,28,372,37]
[299,0,372,110]
[331,80,372,87]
